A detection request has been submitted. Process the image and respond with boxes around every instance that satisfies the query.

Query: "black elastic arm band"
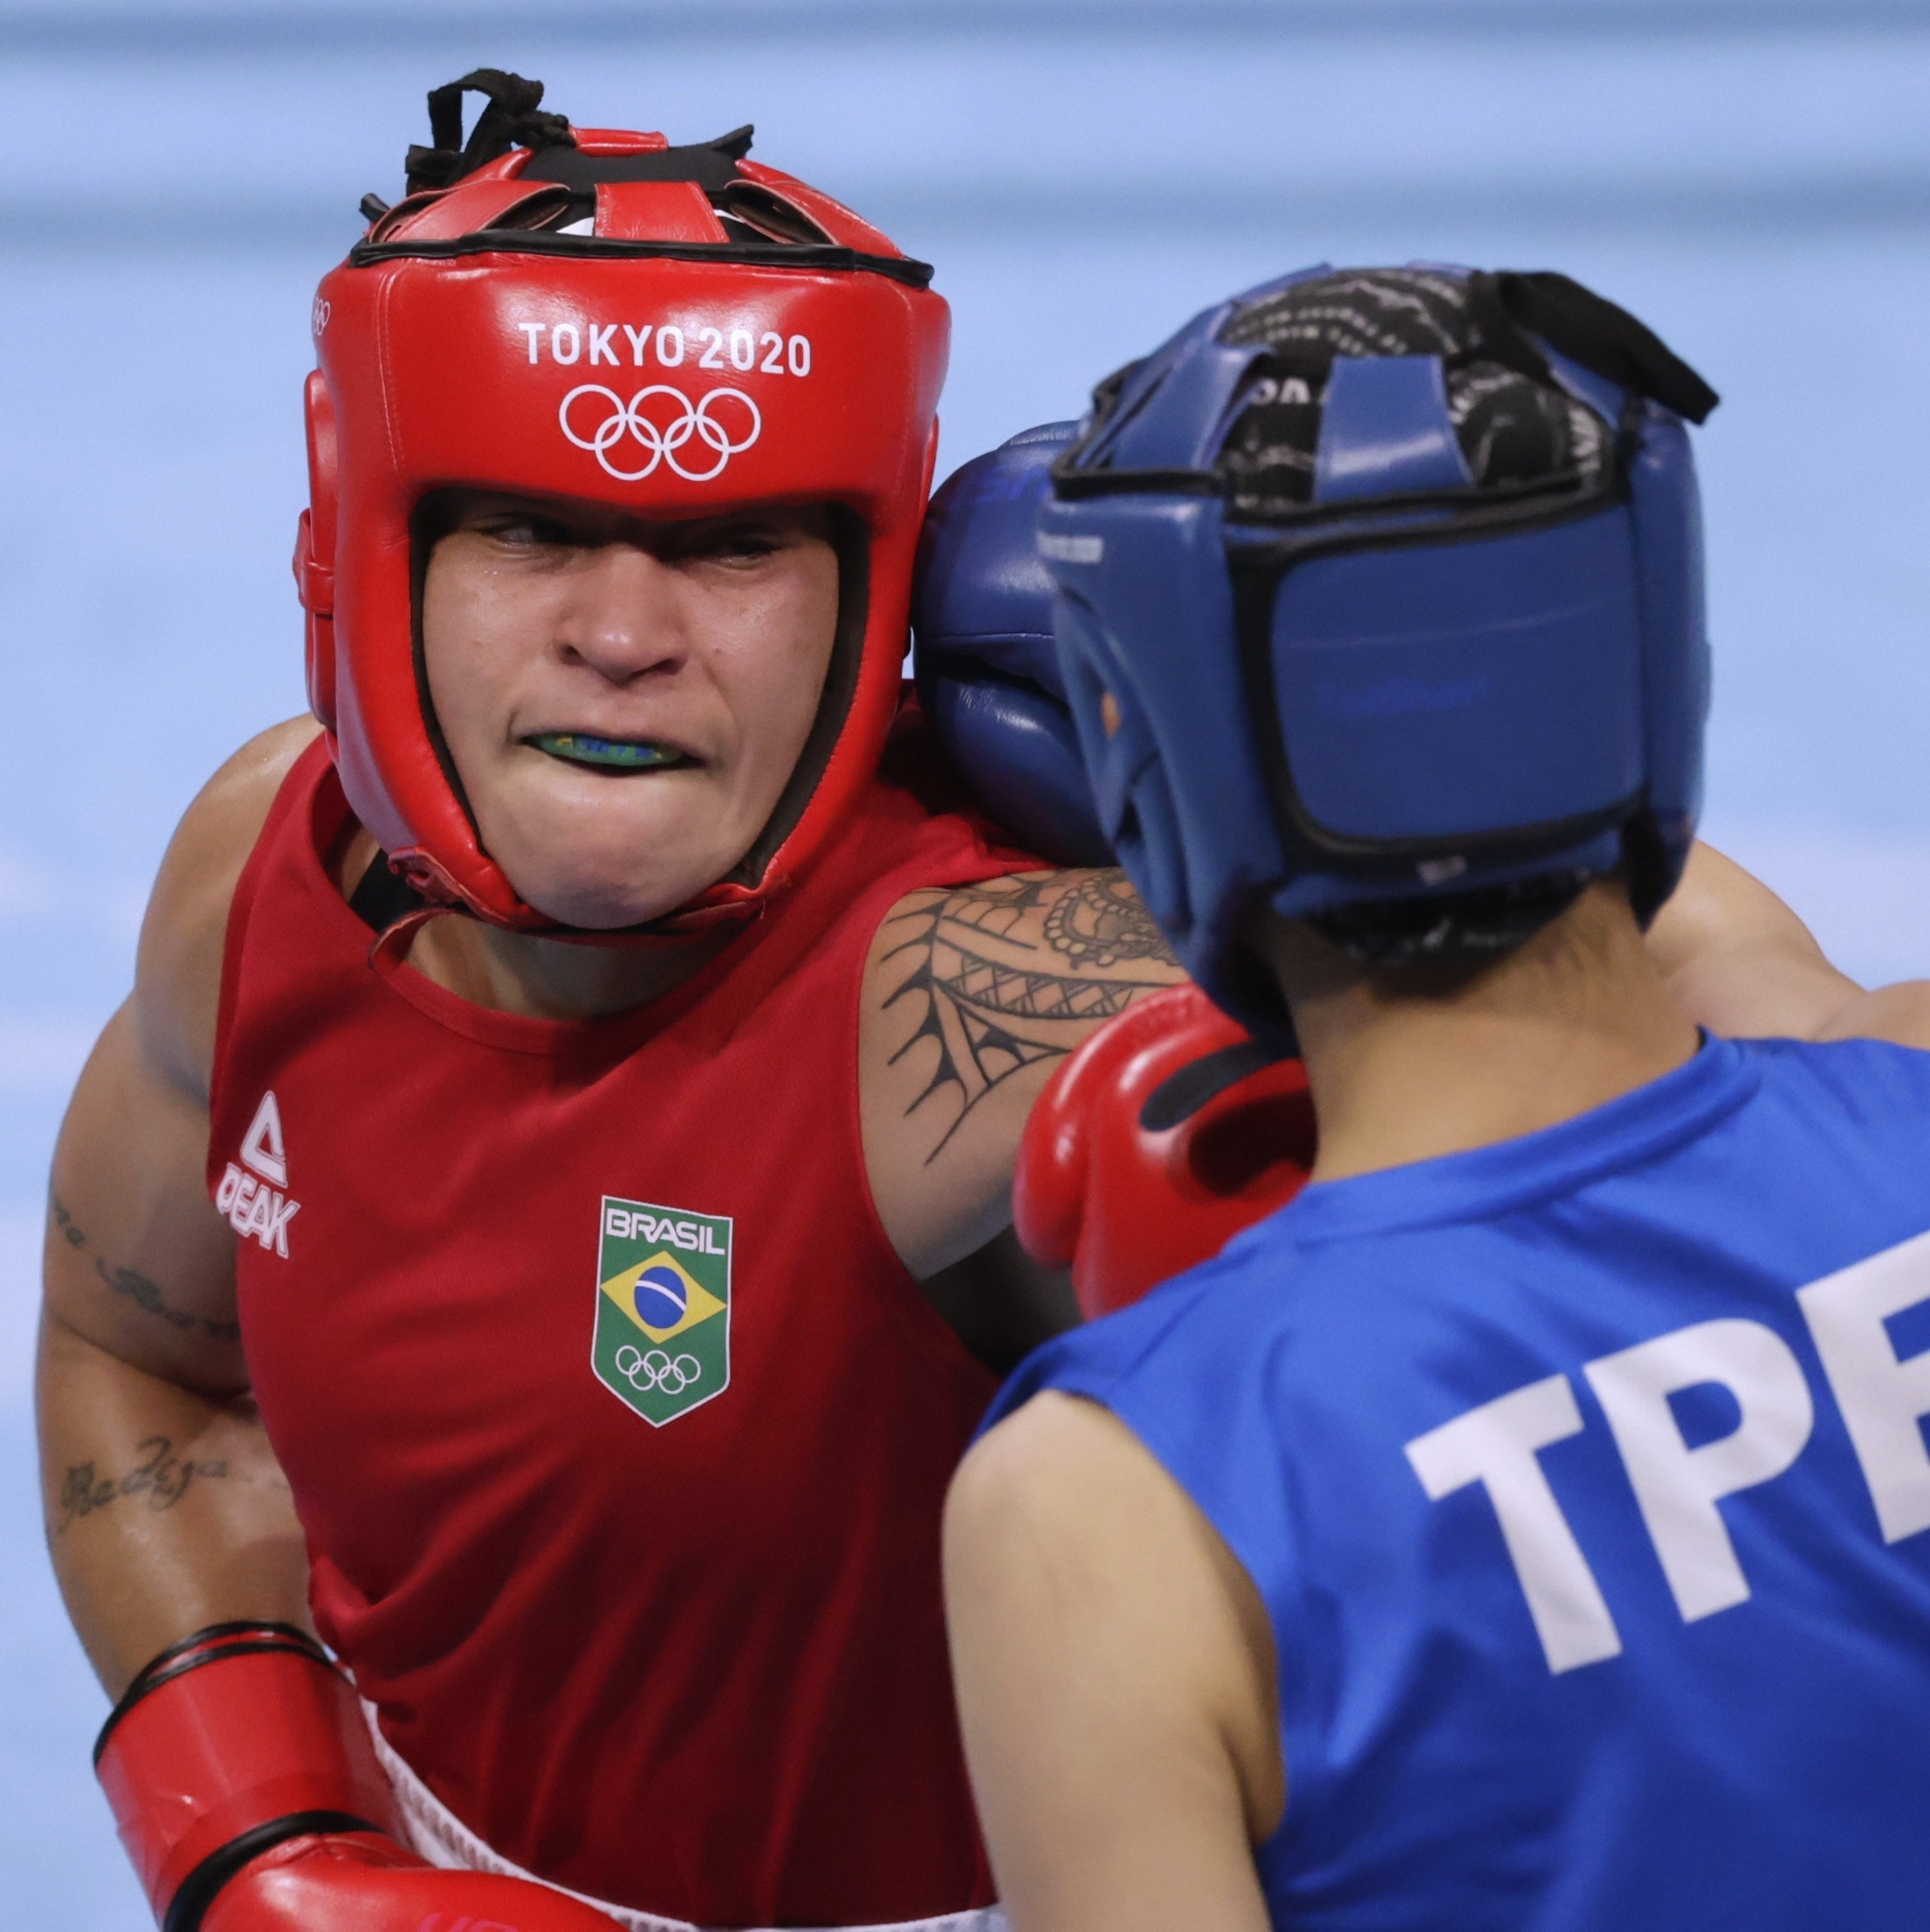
[94,1622,335,1766]
[163,1811,390,1932]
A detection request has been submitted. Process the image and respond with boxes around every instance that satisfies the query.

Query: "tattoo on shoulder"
[49,1194,241,1344]
[880,870,1178,1159]
[56,1436,230,1533]
[1041,870,1171,968]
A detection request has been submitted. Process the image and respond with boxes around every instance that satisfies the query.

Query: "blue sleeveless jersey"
[992,1036,1930,1930]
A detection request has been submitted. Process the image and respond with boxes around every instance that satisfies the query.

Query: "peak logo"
[240,1088,286,1185]
[215,1091,301,1258]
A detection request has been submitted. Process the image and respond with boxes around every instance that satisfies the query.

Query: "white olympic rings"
[614,1344,704,1395]
[560,383,762,483]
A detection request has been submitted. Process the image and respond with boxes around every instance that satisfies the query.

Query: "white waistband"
[362,1700,1006,1932]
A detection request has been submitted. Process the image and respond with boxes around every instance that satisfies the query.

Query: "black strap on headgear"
[404,69,575,195]
[522,124,754,192]
[1479,270,1720,425]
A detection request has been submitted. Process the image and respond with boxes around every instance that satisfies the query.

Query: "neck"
[1260,880,1700,1185]
[409,915,733,1021]
[337,823,731,1021]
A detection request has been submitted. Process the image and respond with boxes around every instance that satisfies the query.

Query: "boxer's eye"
[673,519,784,564]
[480,512,578,550]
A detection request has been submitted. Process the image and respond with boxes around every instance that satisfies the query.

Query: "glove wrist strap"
[96,1622,404,1930]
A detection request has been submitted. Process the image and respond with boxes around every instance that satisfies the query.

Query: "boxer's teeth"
[529,733,688,771]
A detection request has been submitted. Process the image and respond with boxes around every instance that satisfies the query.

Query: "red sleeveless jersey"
[208,736,1029,1926]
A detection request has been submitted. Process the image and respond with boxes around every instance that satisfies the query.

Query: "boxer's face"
[421,492,841,928]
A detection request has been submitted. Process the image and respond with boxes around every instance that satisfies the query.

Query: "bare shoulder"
[945,1391,1287,1890]
[869,867,1181,1134]
[1815,981,1930,1056]
[1645,842,1930,1057]
[946,1387,1156,1564]
[948,1387,1275,1709]
[886,867,1178,979]
[46,716,317,1385]
[134,717,322,1097]
[859,868,1184,1276]
[948,1386,1237,1575]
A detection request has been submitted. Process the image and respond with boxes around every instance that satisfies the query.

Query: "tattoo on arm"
[56,1436,230,1533]
[882,870,1178,1159]
[49,1193,241,1343]
[1038,870,1172,968]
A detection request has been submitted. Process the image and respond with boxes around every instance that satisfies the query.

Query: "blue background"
[3,3,1927,1921]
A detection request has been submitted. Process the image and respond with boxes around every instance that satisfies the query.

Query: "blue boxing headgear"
[1039,265,1718,1042]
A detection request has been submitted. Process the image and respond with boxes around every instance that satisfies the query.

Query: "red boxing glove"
[97,1622,623,1932]
[1015,984,1315,1318]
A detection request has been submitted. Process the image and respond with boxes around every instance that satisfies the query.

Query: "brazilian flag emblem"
[592,1195,732,1426]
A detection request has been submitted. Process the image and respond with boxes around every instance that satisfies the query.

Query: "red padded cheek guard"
[296,373,339,733]
[300,240,948,931]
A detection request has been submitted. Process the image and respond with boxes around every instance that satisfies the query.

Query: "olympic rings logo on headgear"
[613,1344,704,1394]
[560,383,762,484]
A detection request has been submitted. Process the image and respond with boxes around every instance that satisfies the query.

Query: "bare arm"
[38,719,319,1696]
[944,1392,1282,1932]
[862,869,1186,1279]
[1650,842,1930,1052]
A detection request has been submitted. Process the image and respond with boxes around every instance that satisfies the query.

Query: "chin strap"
[355,839,773,960]
[363,903,759,982]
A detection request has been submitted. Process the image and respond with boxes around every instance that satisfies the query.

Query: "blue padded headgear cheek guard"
[1041,494,1290,1036]
[1041,264,1715,1045]
[1529,340,1709,919]
[1624,402,1711,916]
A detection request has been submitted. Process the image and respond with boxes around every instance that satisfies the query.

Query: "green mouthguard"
[532,732,683,770]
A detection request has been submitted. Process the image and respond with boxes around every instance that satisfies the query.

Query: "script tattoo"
[57,1436,229,1533]
[881,870,1179,1159]
[49,1193,241,1343]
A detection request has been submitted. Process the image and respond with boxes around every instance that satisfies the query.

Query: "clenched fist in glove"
[98,1622,624,1932]
[1014,983,1315,1317]
[913,420,1114,867]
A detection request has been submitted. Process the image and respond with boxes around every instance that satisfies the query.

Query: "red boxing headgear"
[294,72,949,929]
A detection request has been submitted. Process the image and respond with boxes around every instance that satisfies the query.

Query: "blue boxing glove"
[913,423,1114,866]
